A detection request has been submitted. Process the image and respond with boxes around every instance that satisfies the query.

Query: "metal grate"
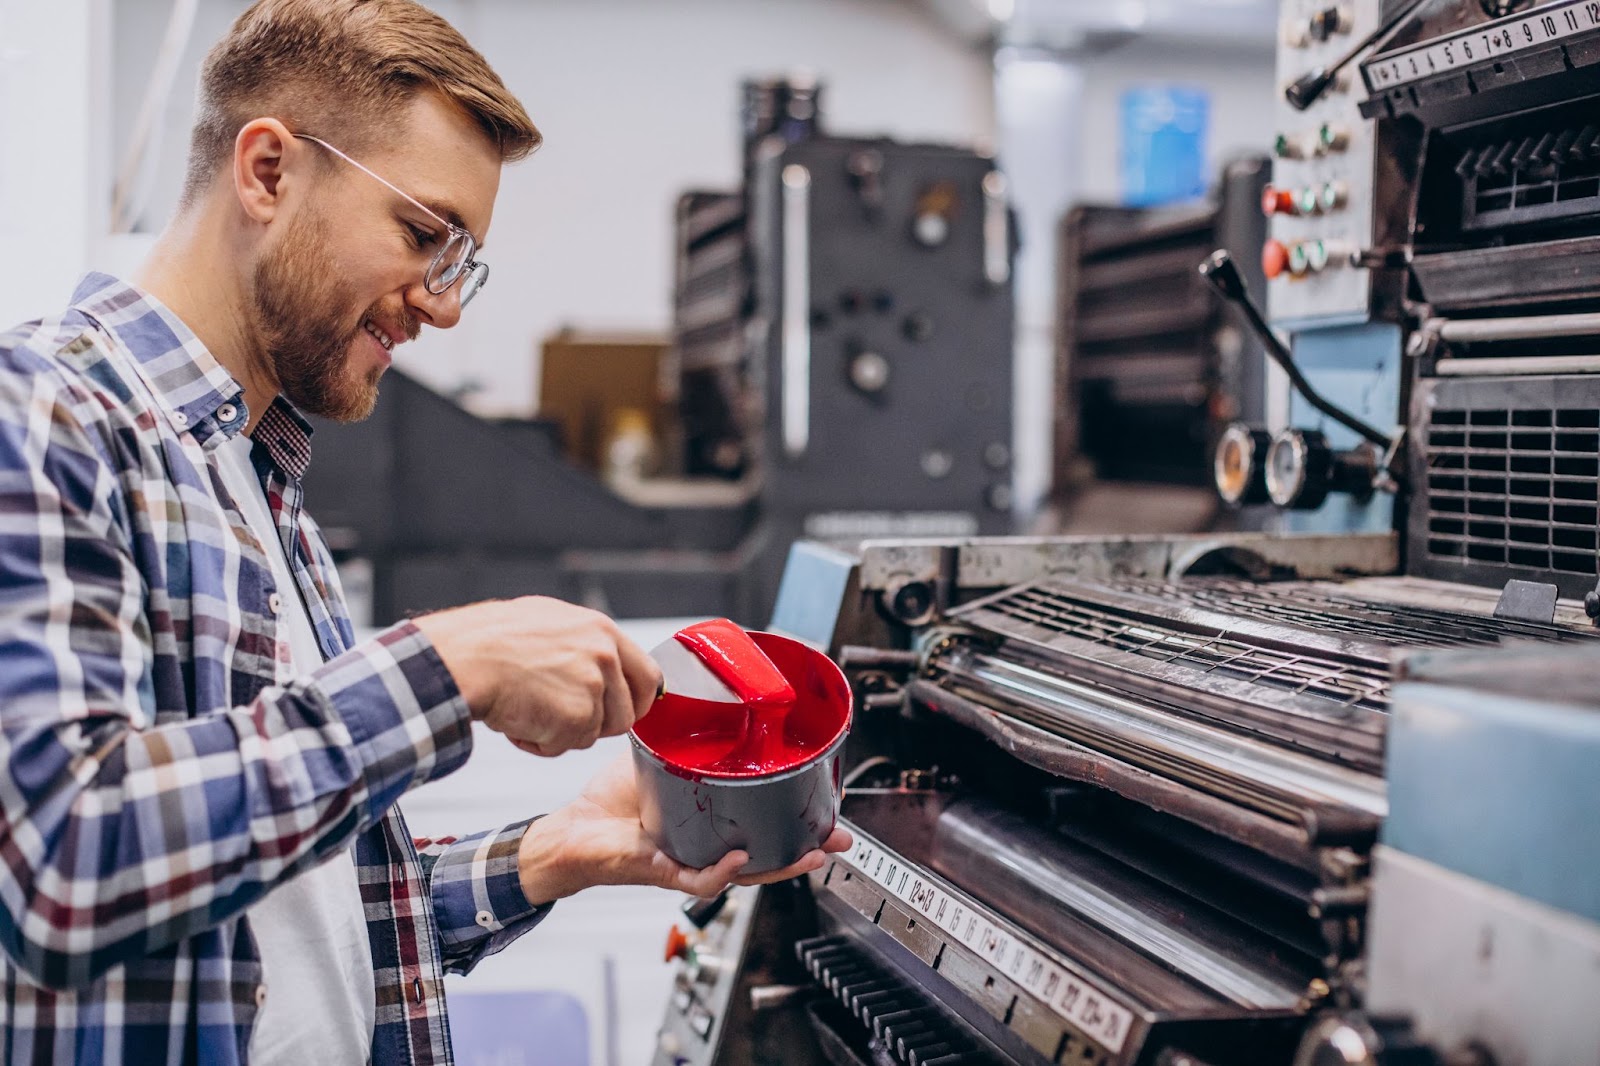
[1099,577,1600,649]
[951,576,1600,770]
[973,584,1393,714]
[1422,405,1600,579]
[1458,124,1600,231]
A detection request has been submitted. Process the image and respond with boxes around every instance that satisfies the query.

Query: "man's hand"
[413,597,661,756]
[516,752,854,905]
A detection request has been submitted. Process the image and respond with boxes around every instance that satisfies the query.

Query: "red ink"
[673,619,797,773]
[634,630,849,778]
[673,618,796,708]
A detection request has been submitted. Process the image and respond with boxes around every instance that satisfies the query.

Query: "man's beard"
[252,208,385,423]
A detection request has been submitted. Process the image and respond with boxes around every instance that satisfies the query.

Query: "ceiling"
[918,0,1279,55]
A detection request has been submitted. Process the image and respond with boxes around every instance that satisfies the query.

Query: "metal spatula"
[650,634,743,704]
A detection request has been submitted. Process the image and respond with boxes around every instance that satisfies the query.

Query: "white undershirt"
[213,432,376,1065]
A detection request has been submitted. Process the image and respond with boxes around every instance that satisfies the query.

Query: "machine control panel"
[1268,0,1384,325]
[653,886,755,1066]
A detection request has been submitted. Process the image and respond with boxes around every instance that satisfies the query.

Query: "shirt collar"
[69,273,315,478]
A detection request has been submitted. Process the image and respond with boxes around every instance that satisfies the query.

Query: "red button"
[664,925,691,963]
[1261,185,1296,216]
[1262,239,1290,280]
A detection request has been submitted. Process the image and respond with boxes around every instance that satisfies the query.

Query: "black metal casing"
[747,135,1016,535]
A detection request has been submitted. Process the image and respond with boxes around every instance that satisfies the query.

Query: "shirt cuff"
[424,819,554,974]
[309,620,473,820]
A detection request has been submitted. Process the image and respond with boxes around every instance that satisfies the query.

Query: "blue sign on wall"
[1120,86,1210,207]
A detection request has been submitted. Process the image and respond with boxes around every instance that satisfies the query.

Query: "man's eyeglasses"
[293,133,490,309]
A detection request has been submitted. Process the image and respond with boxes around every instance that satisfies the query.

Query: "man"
[0,1,848,1063]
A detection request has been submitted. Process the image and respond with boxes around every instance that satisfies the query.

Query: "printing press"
[650,3,1600,1064]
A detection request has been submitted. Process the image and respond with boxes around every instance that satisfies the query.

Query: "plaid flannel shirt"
[0,274,550,1065]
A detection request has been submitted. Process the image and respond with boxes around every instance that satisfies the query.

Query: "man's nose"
[406,279,463,330]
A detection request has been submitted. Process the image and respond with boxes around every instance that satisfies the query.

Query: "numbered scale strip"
[823,829,1137,1057]
[1363,0,1600,90]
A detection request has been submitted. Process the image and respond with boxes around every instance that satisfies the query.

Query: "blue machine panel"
[1282,321,1402,536]
[1385,646,1600,925]
[768,540,859,648]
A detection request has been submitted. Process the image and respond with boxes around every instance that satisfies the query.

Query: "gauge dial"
[1214,423,1270,506]
[1266,430,1311,508]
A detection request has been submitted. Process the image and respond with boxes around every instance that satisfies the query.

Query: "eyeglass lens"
[428,231,473,291]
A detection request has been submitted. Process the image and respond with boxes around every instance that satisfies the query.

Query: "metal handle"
[1199,250,1396,452]
[981,170,1010,286]
[781,164,812,459]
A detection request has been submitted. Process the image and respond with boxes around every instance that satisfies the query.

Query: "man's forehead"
[374,94,503,239]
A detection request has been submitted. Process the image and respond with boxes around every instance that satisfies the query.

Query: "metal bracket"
[1492,579,1559,625]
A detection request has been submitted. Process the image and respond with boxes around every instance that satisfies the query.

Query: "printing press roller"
[804,787,1314,1065]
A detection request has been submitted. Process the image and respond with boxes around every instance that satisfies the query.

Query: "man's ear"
[233,117,297,225]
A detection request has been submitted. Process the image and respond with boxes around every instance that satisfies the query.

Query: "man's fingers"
[679,850,749,896]
[616,633,661,725]
[598,649,634,740]
[821,827,853,853]
[732,849,828,887]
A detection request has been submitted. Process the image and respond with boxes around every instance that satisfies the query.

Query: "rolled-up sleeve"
[418,820,553,974]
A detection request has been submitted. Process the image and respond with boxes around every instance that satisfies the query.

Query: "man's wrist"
[517,807,582,906]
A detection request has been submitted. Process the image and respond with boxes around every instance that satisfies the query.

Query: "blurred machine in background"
[302,78,1015,625]
[652,2,1600,1064]
[1049,156,1271,533]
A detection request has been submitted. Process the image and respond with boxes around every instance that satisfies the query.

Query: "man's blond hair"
[182,0,541,205]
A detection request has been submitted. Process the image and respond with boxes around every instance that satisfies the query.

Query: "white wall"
[107,0,997,415]
[0,0,110,329]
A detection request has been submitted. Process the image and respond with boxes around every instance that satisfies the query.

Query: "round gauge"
[1266,430,1310,507]
[1214,423,1268,506]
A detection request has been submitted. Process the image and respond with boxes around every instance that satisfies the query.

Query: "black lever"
[1199,250,1396,453]
[1286,0,1430,111]
[681,889,730,929]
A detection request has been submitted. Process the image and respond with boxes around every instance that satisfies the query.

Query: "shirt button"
[268,592,283,615]
[475,909,496,929]
[255,984,267,1008]
[172,410,189,427]
[217,403,238,423]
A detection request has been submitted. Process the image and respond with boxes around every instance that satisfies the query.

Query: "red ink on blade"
[634,629,850,779]
[673,618,796,773]
[673,618,796,708]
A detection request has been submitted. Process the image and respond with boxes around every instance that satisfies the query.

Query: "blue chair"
[446,990,590,1066]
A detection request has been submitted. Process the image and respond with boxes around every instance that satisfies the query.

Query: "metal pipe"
[1432,310,1600,344]
[781,163,811,458]
[981,171,1010,286]
[838,646,920,670]
[1433,354,1600,377]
